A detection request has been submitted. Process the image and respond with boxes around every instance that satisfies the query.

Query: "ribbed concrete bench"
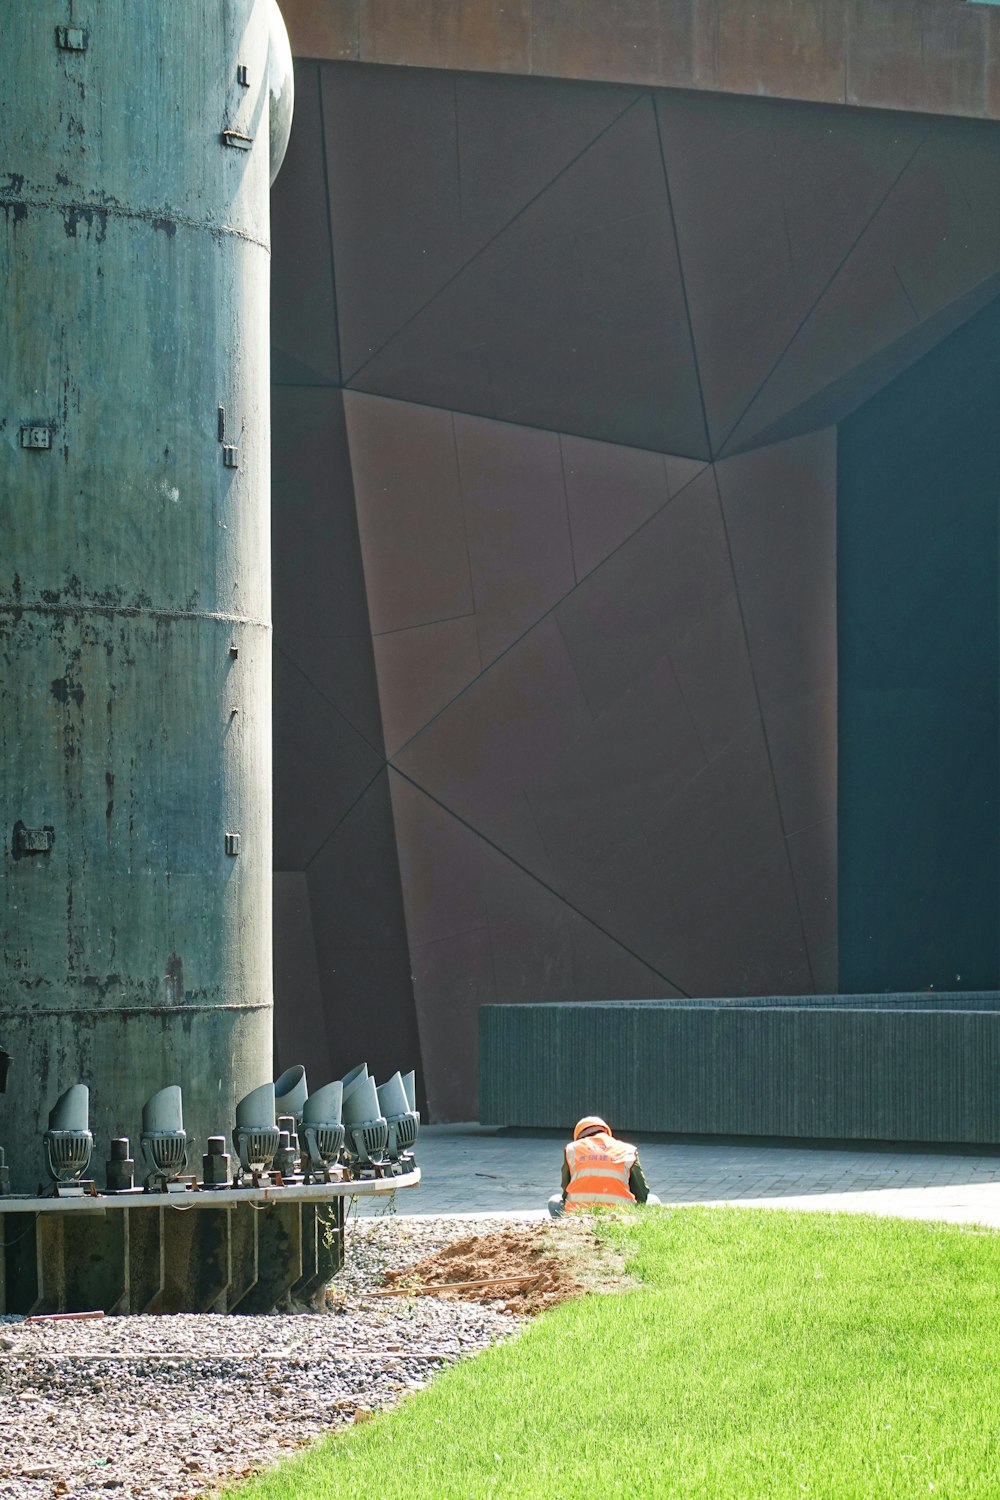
[479,996,1000,1146]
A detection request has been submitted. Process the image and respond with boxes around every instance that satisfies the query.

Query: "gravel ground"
[0,1214,535,1500]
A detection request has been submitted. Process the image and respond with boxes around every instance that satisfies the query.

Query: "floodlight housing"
[341,1069,388,1169]
[376,1072,420,1161]
[300,1079,345,1182]
[233,1081,280,1179]
[43,1083,93,1188]
[140,1085,189,1189]
[274,1064,308,1123]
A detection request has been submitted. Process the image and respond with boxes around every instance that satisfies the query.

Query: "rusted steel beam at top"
[281,0,1000,123]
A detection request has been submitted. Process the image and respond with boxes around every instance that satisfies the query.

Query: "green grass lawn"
[221,1208,1000,1499]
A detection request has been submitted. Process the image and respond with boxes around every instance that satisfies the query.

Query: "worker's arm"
[561,1154,570,1202]
[629,1155,649,1204]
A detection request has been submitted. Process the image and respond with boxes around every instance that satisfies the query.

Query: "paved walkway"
[358,1124,1000,1228]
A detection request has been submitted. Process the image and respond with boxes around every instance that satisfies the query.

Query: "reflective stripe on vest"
[564,1133,636,1209]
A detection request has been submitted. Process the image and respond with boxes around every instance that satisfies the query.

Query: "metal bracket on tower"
[224,833,240,857]
[55,26,89,51]
[220,129,253,151]
[12,823,55,858]
[20,425,52,451]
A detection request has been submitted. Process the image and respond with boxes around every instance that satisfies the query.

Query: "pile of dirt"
[379,1227,584,1315]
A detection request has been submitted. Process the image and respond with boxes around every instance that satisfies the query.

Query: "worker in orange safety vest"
[547,1115,660,1217]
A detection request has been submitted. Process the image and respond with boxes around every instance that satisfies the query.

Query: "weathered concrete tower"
[0,2,293,1189]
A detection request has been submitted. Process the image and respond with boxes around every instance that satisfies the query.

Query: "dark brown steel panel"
[271,387,384,748]
[786,816,838,992]
[283,0,360,60]
[307,773,424,1092]
[344,392,474,636]
[355,97,709,456]
[716,430,837,841]
[394,618,591,876]
[387,770,489,949]
[893,126,1000,321]
[560,434,670,581]
[479,839,576,1002]
[454,72,639,248]
[666,588,760,758]
[725,123,1000,453]
[522,655,707,911]
[553,466,735,718]
[317,947,424,1098]
[273,651,384,869]
[641,721,812,995]
[273,872,332,1083]
[321,63,466,380]
[658,89,922,451]
[454,413,575,665]
[727,276,1000,455]
[307,770,411,950]
[374,617,482,757]
[845,0,988,117]
[716,432,837,718]
[566,916,684,1002]
[270,62,340,386]
[360,0,532,73]
[410,926,497,1120]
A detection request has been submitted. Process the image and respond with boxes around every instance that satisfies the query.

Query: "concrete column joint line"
[0,195,270,253]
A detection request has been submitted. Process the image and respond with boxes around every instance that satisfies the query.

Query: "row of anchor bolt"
[0,1064,419,1199]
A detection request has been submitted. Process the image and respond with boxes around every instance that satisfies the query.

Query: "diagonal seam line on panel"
[276,643,385,760]
[712,464,816,992]
[652,95,711,459]
[302,766,386,873]
[345,383,709,464]
[341,92,645,387]
[372,610,477,640]
[716,128,931,455]
[317,64,344,382]
[385,459,708,762]
[389,766,691,996]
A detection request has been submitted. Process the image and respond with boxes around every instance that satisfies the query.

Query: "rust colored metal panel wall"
[285,0,1000,125]
[271,59,1000,1120]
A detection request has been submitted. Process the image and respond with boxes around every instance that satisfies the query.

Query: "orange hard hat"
[573,1115,611,1141]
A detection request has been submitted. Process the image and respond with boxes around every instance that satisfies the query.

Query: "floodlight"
[402,1070,416,1113]
[43,1083,93,1192]
[376,1072,420,1163]
[233,1081,280,1181]
[341,1069,388,1171]
[140,1085,189,1191]
[340,1062,368,1091]
[274,1064,308,1123]
[300,1080,345,1182]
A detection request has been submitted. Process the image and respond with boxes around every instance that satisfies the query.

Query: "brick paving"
[361,1124,1000,1227]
